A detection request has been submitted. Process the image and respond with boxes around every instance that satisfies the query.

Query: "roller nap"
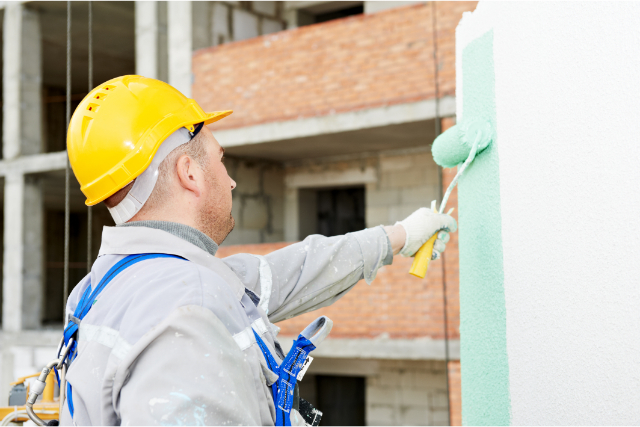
[432,120,493,168]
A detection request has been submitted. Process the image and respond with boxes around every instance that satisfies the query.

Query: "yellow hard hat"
[67,75,232,206]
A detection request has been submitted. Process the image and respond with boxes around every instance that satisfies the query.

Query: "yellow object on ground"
[0,370,59,424]
[67,75,232,206]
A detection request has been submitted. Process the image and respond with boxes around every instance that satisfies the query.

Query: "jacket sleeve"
[222,226,393,323]
[117,305,262,425]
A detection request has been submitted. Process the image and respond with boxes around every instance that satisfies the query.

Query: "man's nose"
[230,177,237,190]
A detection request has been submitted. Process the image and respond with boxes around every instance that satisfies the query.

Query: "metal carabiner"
[26,359,61,426]
[57,337,75,370]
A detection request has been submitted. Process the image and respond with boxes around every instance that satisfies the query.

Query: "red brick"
[193,2,478,130]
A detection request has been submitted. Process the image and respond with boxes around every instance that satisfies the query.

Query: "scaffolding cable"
[431,1,452,425]
[87,1,93,274]
[63,0,71,321]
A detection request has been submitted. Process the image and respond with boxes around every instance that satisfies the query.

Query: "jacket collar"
[98,225,245,300]
[118,220,219,256]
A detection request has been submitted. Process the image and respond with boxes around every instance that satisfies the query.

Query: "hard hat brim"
[203,110,233,125]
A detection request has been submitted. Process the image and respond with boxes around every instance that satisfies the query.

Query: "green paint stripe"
[458,30,511,425]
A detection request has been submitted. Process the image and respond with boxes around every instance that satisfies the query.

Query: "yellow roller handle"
[409,232,438,278]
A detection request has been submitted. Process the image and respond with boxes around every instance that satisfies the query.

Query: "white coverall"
[60,221,393,425]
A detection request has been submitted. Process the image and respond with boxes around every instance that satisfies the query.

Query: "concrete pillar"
[284,187,299,242]
[211,2,231,46]
[157,1,169,83]
[23,176,44,330]
[167,1,192,97]
[135,1,159,79]
[192,1,211,51]
[3,175,25,332]
[2,3,44,331]
[3,3,42,159]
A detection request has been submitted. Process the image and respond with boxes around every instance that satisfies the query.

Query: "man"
[61,76,456,425]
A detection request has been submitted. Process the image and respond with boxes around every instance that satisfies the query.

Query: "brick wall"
[193,2,478,130]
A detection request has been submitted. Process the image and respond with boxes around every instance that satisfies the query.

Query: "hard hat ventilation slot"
[87,103,99,112]
[103,85,116,92]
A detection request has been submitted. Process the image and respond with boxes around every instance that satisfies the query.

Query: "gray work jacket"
[60,225,392,425]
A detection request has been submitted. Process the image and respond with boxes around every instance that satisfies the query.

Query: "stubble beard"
[197,209,234,245]
[217,213,235,245]
[197,171,235,245]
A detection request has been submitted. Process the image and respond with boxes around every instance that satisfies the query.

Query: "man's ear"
[175,155,202,197]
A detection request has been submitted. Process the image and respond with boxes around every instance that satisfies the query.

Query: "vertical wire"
[63,0,71,320]
[431,1,451,425]
[87,1,93,274]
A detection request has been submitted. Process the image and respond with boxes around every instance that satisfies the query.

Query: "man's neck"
[118,220,219,256]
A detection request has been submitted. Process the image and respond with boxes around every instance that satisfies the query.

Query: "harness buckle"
[67,314,82,327]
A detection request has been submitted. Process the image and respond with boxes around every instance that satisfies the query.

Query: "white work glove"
[396,207,457,259]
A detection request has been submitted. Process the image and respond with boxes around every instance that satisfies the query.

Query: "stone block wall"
[222,157,285,245]
[366,150,441,227]
[282,145,443,234]
[366,360,449,426]
[298,358,454,426]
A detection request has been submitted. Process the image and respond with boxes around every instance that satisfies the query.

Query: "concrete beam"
[364,1,424,14]
[135,1,159,79]
[0,151,68,176]
[285,166,377,189]
[279,336,460,361]
[214,96,456,148]
[0,330,61,348]
[167,1,192,97]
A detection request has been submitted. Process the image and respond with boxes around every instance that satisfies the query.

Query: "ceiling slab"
[222,119,437,162]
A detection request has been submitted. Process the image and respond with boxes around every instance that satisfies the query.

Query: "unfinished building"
[0,1,477,425]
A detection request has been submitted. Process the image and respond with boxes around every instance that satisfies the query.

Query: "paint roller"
[409,119,494,278]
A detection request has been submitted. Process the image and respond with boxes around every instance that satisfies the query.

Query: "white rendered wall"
[457,2,640,424]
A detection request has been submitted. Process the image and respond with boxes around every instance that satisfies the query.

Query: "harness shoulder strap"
[63,253,186,419]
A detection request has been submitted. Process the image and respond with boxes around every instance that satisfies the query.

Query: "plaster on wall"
[456,28,510,425]
[457,2,640,424]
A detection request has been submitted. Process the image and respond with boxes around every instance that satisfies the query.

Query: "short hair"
[104,131,208,211]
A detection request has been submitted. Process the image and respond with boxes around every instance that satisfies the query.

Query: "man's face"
[197,127,236,244]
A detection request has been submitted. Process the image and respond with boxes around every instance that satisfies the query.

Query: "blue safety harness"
[253,329,317,426]
[59,253,185,418]
[58,253,324,426]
